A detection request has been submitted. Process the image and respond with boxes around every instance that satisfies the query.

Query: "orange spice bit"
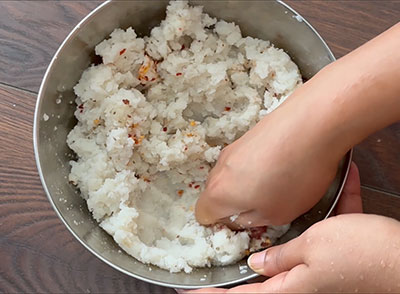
[122,99,130,105]
[138,55,158,83]
[130,123,139,129]
[177,190,184,197]
[119,48,126,55]
[224,106,231,111]
[135,135,145,145]
[244,249,251,256]
[194,185,200,189]
[260,239,271,247]
[93,119,100,125]
[199,166,204,170]
[186,133,194,137]
[176,72,182,76]
[190,121,196,127]
[143,177,151,183]
[189,206,194,211]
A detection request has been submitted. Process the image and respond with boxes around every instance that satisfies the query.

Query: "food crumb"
[230,214,239,222]
[43,113,49,121]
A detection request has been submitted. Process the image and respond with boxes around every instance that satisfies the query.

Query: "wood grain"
[0,1,101,92]
[354,123,400,195]
[0,85,175,294]
[362,187,400,221]
[286,0,400,58]
[1,1,400,293]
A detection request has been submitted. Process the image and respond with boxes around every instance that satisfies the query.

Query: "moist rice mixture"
[67,1,302,273]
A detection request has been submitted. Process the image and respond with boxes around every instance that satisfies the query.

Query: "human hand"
[185,165,400,293]
[195,90,344,227]
[196,23,400,228]
[188,213,400,293]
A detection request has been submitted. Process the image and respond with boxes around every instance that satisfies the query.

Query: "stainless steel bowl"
[34,0,351,289]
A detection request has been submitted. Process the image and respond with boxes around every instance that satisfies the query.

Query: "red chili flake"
[78,104,84,109]
[199,166,204,170]
[144,76,149,81]
[194,185,200,189]
[163,127,167,132]
[176,72,182,76]
[178,28,182,31]
[127,114,132,118]
[181,44,185,50]
[122,99,130,105]
[188,183,193,188]
[119,48,126,55]
[224,106,231,111]
[184,146,188,151]
[151,78,156,81]
[128,134,132,138]
[249,226,268,239]
[177,190,184,196]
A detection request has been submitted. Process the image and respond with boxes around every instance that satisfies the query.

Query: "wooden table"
[1,1,399,293]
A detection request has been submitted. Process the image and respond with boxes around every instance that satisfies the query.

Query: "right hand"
[196,23,400,228]
[196,88,345,227]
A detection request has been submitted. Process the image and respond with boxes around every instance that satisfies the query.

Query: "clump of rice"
[67,1,301,273]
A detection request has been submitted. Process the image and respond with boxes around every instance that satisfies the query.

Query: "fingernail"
[248,251,267,274]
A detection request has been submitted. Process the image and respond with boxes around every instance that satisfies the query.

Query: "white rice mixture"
[67,1,302,273]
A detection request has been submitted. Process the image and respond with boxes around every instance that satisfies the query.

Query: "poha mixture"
[67,1,302,273]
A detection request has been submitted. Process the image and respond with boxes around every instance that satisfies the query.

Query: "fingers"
[195,174,246,226]
[335,161,363,215]
[260,264,312,293]
[183,266,312,294]
[195,189,232,225]
[218,210,268,230]
[248,236,306,277]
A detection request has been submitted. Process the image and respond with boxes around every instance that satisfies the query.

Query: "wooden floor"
[1,1,399,293]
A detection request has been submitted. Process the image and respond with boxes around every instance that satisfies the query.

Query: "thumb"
[247,235,306,277]
[335,161,363,215]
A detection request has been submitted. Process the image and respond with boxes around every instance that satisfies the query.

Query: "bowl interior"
[34,0,350,289]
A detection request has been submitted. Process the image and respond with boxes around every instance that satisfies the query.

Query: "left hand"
[179,163,400,293]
